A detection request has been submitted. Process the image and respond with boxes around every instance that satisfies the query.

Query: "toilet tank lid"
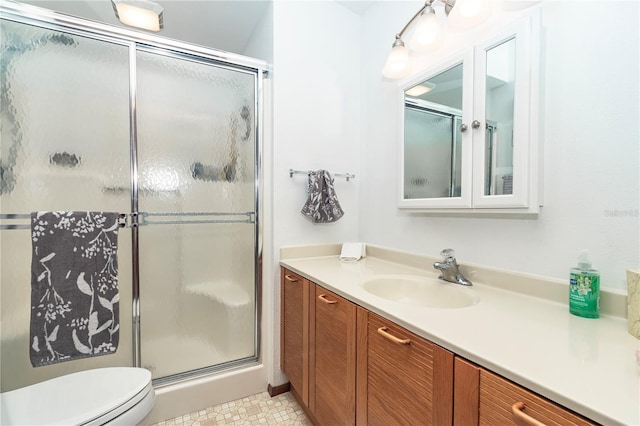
[0,367,152,426]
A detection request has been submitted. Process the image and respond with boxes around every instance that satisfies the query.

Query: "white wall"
[268,0,362,386]
[267,0,639,389]
[359,1,639,292]
[243,1,274,63]
[243,0,275,392]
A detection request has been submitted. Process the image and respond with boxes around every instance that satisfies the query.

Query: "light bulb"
[501,0,541,11]
[382,40,410,79]
[409,8,443,53]
[447,0,492,31]
[459,0,483,18]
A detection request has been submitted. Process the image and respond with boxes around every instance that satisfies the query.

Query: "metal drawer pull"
[377,327,411,345]
[318,294,337,304]
[512,402,546,426]
[284,274,299,283]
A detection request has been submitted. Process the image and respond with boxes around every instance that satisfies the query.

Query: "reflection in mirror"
[404,63,464,199]
[484,37,516,195]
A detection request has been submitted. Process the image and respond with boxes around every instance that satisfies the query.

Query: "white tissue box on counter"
[340,243,366,262]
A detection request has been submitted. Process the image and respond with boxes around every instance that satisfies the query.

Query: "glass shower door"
[135,50,257,380]
[0,19,133,391]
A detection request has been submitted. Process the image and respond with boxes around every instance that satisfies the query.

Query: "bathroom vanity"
[280,244,638,425]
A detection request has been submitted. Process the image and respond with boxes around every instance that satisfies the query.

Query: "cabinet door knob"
[511,402,547,426]
[284,274,299,283]
[318,294,337,304]
[472,120,481,129]
[377,326,411,345]
[460,123,468,132]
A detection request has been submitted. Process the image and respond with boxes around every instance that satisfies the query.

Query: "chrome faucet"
[433,249,472,286]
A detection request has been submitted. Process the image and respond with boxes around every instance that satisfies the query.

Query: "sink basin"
[361,275,479,309]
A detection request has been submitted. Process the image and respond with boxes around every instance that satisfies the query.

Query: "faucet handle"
[440,248,456,261]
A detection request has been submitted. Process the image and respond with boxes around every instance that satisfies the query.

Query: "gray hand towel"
[301,170,344,223]
[30,211,120,367]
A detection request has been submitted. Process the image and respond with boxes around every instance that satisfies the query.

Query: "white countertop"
[280,245,640,426]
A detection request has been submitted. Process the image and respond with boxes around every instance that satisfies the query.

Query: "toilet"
[0,367,155,425]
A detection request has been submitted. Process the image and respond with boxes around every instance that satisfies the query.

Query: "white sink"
[361,275,479,309]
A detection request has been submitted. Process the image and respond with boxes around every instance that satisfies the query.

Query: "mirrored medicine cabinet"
[398,13,541,213]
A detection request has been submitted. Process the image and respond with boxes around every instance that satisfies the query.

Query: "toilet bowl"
[0,367,155,425]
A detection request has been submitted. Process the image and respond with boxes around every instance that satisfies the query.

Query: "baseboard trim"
[267,382,291,397]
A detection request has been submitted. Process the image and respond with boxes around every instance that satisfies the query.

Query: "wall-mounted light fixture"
[382,0,492,79]
[111,0,164,32]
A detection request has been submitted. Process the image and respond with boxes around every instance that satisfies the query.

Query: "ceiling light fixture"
[405,82,436,97]
[112,0,164,32]
[382,0,492,79]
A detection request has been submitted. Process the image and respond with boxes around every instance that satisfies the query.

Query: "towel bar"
[289,168,355,181]
[0,211,256,229]
[0,213,129,230]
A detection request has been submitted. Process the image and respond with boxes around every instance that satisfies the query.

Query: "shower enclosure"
[0,3,266,391]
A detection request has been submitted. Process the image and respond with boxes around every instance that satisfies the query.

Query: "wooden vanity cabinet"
[356,310,454,426]
[280,267,452,426]
[280,268,357,424]
[281,267,594,425]
[280,269,309,405]
[454,357,596,426]
[310,285,357,425]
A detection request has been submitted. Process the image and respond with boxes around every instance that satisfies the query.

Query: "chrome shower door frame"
[0,0,267,386]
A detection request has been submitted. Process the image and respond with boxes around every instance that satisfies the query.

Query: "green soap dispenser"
[569,250,600,318]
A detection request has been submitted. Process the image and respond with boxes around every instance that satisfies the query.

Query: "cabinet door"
[310,285,357,425]
[454,357,480,426]
[398,51,474,209]
[471,16,539,209]
[357,311,454,425]
[280,268,309,405]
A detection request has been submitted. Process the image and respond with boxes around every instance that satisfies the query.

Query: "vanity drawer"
[479,369,595,426]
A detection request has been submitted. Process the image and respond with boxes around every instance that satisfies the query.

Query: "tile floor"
[151,391,311,426]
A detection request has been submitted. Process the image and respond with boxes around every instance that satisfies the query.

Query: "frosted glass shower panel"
[0,20,133,392]
[0,20,132,207]
[135,51,256,204]
[136,50,257,380]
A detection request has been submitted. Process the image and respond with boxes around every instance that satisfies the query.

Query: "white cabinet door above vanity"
[398,13,541,213]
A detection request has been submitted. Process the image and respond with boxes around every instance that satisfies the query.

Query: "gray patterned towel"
[300,170,344,223]
[30,211,120,367]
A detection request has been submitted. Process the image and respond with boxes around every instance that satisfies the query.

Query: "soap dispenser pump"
[569,250,600,318]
